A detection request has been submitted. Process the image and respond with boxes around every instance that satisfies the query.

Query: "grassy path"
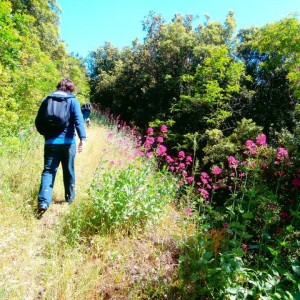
[0,124,184,299]
[0,125,112,298]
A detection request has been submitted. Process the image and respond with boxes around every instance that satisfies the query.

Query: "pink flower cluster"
[256,134,267,146]
[141,124,298,225]
[143,125,169,155]
[167,150,194,182]
[244,140,257,155]
[244,133,267,156]
[211,166,222,175]
[276,147,288,161]
[142,126,195,183]
[195,172,213,200]
[228,156,239,169]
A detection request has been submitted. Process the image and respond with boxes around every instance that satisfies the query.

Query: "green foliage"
[255,17,300,98]
[175,132,300,299]
[0,0,89,140]
[64,158,177,243]
[89,14,300,168]
[237,18,299,139]
[203,118,262,164]
[89,11,252,156]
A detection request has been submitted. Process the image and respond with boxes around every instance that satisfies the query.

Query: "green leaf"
[242,211,254,219]
[267,247,279,257]
[226,287,238,295]
[292,264,300,275]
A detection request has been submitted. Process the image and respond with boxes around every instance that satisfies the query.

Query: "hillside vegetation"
[0,0,300,298]
[0,122,185,299]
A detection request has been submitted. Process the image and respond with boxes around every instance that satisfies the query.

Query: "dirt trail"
[1,124,182,299]
[38,124,111,224]
[22,124,111,298]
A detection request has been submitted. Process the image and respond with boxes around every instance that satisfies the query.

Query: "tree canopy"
[0,0,89,140]
[88,12,300,156]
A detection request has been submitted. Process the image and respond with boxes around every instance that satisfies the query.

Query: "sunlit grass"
[0,122,186,299]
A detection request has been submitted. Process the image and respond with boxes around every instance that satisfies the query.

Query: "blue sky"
[57,0,300,58]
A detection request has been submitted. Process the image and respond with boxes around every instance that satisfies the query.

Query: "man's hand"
[78,139,86,153]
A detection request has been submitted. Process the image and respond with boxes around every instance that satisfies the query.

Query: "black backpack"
[43,96,70,133]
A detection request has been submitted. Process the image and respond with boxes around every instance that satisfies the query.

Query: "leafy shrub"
[176,132,300,299]
[64,157,177,243]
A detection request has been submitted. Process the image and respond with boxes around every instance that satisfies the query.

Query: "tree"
[0,1,89,140]
[237,18,300,140]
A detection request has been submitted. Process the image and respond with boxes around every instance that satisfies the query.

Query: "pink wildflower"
[147,127,154,135]
[146,151,154,157]
[182,170,187,177]
[186,176,194,184]
[277,147,288,160]
[157,136,164,143]
[228,156,239,169]
[223,222,229,228]
[261,162,267,169]
[144,136,155,147]
[184,207,193,216]
[211,166,222,175]
[292,177,300,187]
[241,244,248,252]
[244,140,257,155]
[185,156,193,165]
[201,172,210,179]
[165,155,174,163]
[156,145,167,156]
[178,151,185,159]
[275,170,285,176]
[178,163,185,170]
[280,212,291,219]
[199,188,209,199]
[160,125,168,134]
[135,149,144,156]
[256,133,267,146]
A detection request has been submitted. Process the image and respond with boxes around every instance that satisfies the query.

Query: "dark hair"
[56,78,75,93]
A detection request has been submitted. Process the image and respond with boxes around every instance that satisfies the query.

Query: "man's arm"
[71,98,87,152]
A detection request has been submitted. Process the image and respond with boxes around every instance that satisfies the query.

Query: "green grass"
[2,117,298,299]
[0,123,186,299]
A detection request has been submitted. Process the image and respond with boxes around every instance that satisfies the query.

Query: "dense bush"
[64,156,177,243]
[138,123,300,299]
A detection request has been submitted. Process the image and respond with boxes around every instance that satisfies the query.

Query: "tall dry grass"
[0,123,187,299]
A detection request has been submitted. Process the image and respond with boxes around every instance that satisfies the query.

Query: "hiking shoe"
[37,204,47,218]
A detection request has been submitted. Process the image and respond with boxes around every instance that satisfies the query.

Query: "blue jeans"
[38,143,76,208]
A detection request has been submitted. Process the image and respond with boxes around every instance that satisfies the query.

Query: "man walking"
[81,102,92,126]
[35,78,86,217]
